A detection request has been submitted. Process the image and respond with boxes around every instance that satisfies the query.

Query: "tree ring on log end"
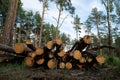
[73,50,82,60]
[14,43,25,54]
[83,35,92,44]
[65,62,72,69]
[47,59,56,69]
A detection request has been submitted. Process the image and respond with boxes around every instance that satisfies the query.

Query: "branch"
[102,0,107,10]
[56,4,60,11]
[59,14,69,28]
[52,16,57,23]
[89,45,120,51]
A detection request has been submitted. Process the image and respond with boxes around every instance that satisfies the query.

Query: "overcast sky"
[21,0,105,39]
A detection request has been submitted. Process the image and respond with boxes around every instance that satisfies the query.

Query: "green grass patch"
[0,62,27,71]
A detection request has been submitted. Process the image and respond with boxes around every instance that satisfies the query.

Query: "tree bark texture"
[56,6,62,38]
[39,0,46,47]
[3,0,18,46]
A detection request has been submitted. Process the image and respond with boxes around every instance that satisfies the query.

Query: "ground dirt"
[0,65,120,80]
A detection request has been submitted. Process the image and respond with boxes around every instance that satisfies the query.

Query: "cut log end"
[46,41,54,50]
[47,59,56,69]
[28,52,36,58]
[57,50,66,57]
[73,50,82,60]
[48,53,54,58]
[59,62,65,69]
[87,57,93,63]
[79,57,86,63]
[24,57,34,67]
[83,35,92,44]
[65,62,72,69]
[36,58,45,65]
[35,47,44,55]
[14,43,25,54]
[25,39,33,45]
[55,38,62,45]
[70,52,73,56]
[96,55,105,65]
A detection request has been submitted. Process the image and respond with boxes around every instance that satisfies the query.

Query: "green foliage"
[52,0,75,15]
[115,37,120,47]
[73,15,82,40]
[101,0,114,12]
[105,55,120,70]
[60,33,70,45]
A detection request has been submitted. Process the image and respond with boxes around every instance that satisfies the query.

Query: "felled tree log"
[46,41,54,50]
[25,39,36,51]
[22,35,105,69]
[24,56,34,67]
[0,54,14,63]
[0,43,15,53]
[28,52,37,58]
[47,59,57,69]
[59,62,65,69]
[52,38,67,69]
[31,41,55,68]
[53,38,63,54]
[65,62,72,69]
[73,50,82,60]
[96,55,105,65]
[35,47,44,55]
[90,45,120,52]
[13,43,33,54]
[68,35,92,53]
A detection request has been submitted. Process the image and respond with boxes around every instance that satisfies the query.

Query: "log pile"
[0,35,105,70]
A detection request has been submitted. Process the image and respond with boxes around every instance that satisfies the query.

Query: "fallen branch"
[90,45,120,51]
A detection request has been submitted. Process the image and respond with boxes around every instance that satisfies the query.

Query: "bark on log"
[25,39,36,51]
[67,35,92,53]
[0,43,14,53]
[0,35,106,70]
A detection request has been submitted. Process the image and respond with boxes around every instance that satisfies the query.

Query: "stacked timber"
[0,35,105,70]
[63,35,105,69]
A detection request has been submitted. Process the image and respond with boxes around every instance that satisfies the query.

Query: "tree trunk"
[25,23,30,41]
[96,20,102,54]
[56,6,62,38]
[39,0,46,47]
[3,0,18,46]
[13,26,16,44]
[76,29,79,40]
[102,0,113,54]
[18,24,22,43]
[107,0,113,54]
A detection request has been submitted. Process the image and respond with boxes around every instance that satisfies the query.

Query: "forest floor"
[0,64,120,80]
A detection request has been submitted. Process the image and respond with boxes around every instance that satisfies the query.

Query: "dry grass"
[0,62,120,80]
